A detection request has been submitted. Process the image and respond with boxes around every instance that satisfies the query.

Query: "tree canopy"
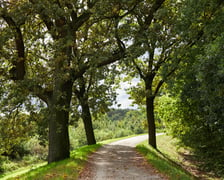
[0,1,224,172]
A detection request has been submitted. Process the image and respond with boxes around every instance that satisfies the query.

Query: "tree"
[163,32,224,176]
[0,0,126,163]
[156,0,224,175]
[123,0,181,148]
[125,0,224,149]
[73,66,118,145]
[0,112,33,158]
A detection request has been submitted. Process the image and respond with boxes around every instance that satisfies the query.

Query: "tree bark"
[79,96,96,145]
[48,80,73,163]
[74,75,96,145]
[145,79,157,149]
[146,96,157,148]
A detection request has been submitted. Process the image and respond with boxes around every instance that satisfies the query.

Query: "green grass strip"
[136,142,196,180]
[1,134,145,180]
[5,144,101,180]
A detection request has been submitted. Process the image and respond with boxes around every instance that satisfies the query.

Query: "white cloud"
[113,78,139,109]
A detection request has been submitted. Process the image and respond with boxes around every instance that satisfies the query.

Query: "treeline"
[70,108,148,148]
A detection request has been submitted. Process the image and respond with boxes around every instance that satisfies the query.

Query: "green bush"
[23,136,48,160]
[0,156,5,173]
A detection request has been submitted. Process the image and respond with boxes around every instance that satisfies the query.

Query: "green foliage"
[0,0,224,174]
[69,122,88,149]
[70,109,148,148]
[152,1,224,176]
[0,136,47,174]
[0,0,130,163]
[22,136,48,160]
[0,112,33,158]
[107,108,130,121]
[159,33,224,177]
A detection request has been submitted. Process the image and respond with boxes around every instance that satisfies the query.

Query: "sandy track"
[78,135,166,180]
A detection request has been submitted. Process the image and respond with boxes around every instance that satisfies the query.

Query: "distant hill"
[107,109,134,121]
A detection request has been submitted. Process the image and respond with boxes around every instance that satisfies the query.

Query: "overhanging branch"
[1,11,26,80]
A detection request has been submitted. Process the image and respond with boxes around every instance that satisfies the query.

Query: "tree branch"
[1,11,26,80]
[72,48,126,80]
[154,79,164,96]
[29,0,56,39]
[132,59,145,80]
[143,0,165,28]
[73,11,92,31]
[26,82,52,104]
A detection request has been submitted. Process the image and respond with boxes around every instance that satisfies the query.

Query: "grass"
[136,135,197,180]
[1,134,146,180]
[100,133,148,144]
[2,133,202,180]
[157,135,192,163]
[1,134,142,180]
[4,144,101,180]
[156,135,220,180]
[0,162,47,180]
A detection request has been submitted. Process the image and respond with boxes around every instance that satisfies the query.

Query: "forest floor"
[78,135,167,180]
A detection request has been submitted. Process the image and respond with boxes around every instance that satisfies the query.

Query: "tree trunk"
[146,96,157,148]
[80,96,96,145]
[48,80,73,163]
[145,79,157,149]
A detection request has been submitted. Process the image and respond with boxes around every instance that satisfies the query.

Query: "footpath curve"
[78,135,167,180]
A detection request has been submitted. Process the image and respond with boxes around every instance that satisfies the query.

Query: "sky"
[113,78,139,109]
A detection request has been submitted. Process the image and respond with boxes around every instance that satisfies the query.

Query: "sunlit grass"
[136,137,196,180]
[100,133,148,144]
[0,162,47,180]
[157,135,189,163]
[2,134,146,180]
[3,134,195,180]
[6,144,101,180]
[156,135,219,180]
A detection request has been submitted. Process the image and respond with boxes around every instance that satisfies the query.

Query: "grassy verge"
[156,135,220,180]
[136,136,197,180]
[100,133,148,144]
[1,134,146,180]
[5,144,101,180]
[0,162,47,180]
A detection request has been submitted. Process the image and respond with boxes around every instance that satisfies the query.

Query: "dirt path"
[78,135,166,180]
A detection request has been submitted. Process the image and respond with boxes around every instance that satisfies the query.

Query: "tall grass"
[136,140,197,180]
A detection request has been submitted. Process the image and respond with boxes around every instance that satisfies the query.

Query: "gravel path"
[78,135,166,180]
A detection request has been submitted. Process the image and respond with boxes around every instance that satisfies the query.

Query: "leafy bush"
[23,136,48,160]
[160,34,224,177]
[0,156,5,173]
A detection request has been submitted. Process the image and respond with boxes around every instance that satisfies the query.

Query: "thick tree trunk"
[145,79,157,149]
[80,96,96,145]
[48,80,73,163]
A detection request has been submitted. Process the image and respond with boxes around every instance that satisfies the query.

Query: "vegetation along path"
[78,135,166,180]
